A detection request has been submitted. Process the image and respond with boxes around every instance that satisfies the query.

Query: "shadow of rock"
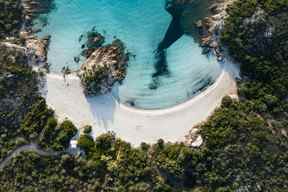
[85,86,119,133]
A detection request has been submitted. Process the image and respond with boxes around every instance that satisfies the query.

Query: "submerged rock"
[79,39,129,95]
[21,0,54,20]
[81,31,105,58]
[86,31,105,49]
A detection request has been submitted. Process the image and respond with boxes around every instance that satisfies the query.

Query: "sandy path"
[44,64,238,146]
[0,143,58,170]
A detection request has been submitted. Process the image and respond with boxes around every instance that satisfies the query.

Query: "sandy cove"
[44,63,238,146]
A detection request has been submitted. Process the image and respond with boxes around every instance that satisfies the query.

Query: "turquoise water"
[40,0,221,109]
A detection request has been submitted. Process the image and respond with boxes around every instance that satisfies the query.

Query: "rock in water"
[22,0,54,19]
[79,39,129,95]
[80,31,105,58]
[86,31,105,49]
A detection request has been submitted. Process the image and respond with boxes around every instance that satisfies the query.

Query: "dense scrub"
[0,43,77,161]
[222,0,288,99]
[0,48,77,161]
[0,0,288,191]
[221,0,288,140]
[0,101,287,191]
[0,44,39,161]
[0,0,22,38]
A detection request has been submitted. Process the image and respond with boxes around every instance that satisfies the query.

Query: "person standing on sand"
[61,66,71,86]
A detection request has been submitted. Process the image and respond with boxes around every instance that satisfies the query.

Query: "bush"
[83,125,92,135]
[78,134,95,153]
[53,120,78,150]
[20,98,54,139]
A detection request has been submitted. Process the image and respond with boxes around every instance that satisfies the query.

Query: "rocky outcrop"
[200,0,236,34]
[197,0,236,61]
[25,35,50,67]
[80,31,105,58]
[79,37,129,95]
[20,0,53,37]
[2,34,50,69]
[11,0,54,68]
[185,127,203,148]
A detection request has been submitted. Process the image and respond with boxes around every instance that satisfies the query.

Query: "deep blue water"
[39,0,221,109]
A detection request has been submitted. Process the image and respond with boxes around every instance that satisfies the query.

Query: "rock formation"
[201,0,236,33]
[197,0,236,61]
[79,34,129,95]
[15,0,53,68]
[25,35,50,67]
[80,31,105,58]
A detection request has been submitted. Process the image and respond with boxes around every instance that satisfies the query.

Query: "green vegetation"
[78,134,94,152]
[0,43,77,160]
[79,32,128,95]
[1,114,287,191]
[0,44,39,161]
[0,0,22,38]
[39,118,78,151]
[20,98,55,139]
[0,0,288,191]
[54,120,78,150]
[83,125,93,135]
[222,0,288,99]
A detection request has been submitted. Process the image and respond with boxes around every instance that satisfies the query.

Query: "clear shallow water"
[40,0,221,109]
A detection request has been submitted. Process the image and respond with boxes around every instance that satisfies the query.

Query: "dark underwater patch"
[150,1,185,89]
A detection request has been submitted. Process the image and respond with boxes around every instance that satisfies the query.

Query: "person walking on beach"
[61,66,71,86]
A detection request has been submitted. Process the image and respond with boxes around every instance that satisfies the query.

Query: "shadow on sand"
[85,87,119,133]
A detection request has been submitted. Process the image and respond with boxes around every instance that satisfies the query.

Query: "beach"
[44,63,238,146]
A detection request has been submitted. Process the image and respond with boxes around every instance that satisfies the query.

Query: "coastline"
[44,63,238,146]
[38,0,239,146]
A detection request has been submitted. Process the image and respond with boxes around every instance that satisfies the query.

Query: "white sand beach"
[44,64,238,146]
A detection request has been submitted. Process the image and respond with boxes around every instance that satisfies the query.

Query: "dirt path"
[0,143,59,170]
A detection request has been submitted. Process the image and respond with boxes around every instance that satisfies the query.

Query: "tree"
[78,134,95,153]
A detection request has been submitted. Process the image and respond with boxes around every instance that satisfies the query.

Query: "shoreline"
[44,63,238,146]
[115,69,235,115]
[39,0,239,146]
